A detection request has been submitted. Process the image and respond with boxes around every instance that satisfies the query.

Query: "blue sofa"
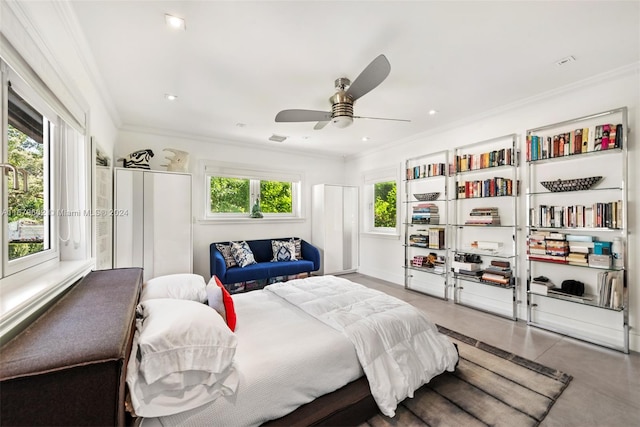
[210,238,320,286]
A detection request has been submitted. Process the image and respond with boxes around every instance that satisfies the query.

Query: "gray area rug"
[364,325,572,427]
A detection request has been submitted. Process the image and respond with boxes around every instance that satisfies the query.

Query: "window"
[363,168,399,236]
[2,69,59,276]
[373,181,397,228]
[204,163,301,220]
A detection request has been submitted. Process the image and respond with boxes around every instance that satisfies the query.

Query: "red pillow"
[214,276,236,332]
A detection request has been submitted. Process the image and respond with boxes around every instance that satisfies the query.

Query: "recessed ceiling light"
[165,14,186,30]
[236,122,246,128]
[428,110,438,116]
[164,93,178,101]
[361,136,369,142]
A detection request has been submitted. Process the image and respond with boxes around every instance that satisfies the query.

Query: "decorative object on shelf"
[540,176,602,192]
[250,197,263,218]
[161,148,190,172]
[413,192,440,201]
[117,149,154,169]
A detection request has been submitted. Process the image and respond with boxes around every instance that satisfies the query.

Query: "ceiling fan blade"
[353,115,411,123]
[345,54,391,102]
[275,109,331,123]
[314,121,330,130]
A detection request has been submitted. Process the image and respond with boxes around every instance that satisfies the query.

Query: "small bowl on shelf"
[540,176,602,193]
[413,192,440,201]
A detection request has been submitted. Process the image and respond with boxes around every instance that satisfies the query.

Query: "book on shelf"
[529,201,623,229]
[598,270,623,309]
[465,207,500,225]
[428,228,446,249]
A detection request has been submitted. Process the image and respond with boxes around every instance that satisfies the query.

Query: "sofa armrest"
[301,240,321,272]
[210,244,228,280]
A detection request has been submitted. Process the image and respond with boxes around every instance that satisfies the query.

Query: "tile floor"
[342,272,640,427]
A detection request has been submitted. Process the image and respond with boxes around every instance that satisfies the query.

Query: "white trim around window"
[200,160,304,223]
[362,166,400,237]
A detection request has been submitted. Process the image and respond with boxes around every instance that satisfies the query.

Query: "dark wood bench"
[0,268,142,426]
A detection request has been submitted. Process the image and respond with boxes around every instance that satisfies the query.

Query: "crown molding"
[119,124,347,161]
[348,61,640,162]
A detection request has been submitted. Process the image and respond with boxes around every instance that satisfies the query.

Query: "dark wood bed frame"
[0,268,379,426]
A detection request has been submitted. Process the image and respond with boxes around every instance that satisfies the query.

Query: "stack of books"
[527,231,568,263]
[412,203,440,224]
[481,260,512,286]
[567,234,591,266]
[530,279,556,295]
[598,270,623,309]
[465,207,500,226]
[409,234,429,248]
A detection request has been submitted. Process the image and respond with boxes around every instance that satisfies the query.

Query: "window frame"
[2,61,60,277]
[202,161,303,221]
[362,167,400,237]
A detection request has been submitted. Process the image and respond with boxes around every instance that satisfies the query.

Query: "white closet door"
[144,172,192,281]
[114,169,144,269]
[342,186,359,271]
[323,185,345,275]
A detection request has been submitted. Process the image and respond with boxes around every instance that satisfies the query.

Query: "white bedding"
[141,287,363,427]
[140,275,458,426]
[266,275,458,417]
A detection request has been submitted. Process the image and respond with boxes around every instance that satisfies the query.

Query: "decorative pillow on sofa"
[215,243,237,268]
[206,275,237,331]
[140,273,207,303]
[291,238,302,259]
[271,239,297,262]
[126,298,239,417]
[230,241,256,268]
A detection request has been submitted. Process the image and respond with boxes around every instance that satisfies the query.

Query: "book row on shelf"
[455,148,516,172]
[456,177,518,199]
[527,230,622,269]
[529,200,623,229]
[526,122,623,161]
[409,228,446,249]
[406,162,447,180]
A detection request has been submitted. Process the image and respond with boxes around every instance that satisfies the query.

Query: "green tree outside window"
[374,181,396,228]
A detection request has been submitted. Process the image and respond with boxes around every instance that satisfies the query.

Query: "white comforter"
[266,275,459,417]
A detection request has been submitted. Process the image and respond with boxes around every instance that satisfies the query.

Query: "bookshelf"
[403,150,449,299]
[451,134,519,319]
[525,107,629,353]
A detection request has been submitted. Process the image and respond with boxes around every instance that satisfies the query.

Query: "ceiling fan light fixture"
[332,115,353,128]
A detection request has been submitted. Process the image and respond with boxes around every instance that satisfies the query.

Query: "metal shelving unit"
[525,107,629,353]
[451,134,520,320]
[403,150,450,299]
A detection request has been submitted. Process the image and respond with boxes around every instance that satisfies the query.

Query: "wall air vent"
[269,134,287,142]
[555,56,576,66]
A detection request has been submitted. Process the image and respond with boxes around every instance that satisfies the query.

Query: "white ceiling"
[69,1,640,158]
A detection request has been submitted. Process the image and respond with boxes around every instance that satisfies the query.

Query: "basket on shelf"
[540,176,602,193]
[413,192,440,201]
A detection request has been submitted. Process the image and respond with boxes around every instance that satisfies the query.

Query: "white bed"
[133,275,458,427]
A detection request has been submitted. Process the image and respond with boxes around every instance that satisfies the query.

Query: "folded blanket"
[266,275,459,417]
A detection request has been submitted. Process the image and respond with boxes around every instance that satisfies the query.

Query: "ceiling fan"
[275,54,410,130]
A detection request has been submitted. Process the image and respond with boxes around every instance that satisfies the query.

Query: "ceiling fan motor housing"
[330,90,354,127]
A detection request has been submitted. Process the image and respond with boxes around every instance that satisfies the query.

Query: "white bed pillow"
[135,298,237,385]
[140,273,207,303]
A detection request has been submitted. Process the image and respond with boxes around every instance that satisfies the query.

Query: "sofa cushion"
[271,240,297,262]
[231,241,257,268]
[215,243,237,268]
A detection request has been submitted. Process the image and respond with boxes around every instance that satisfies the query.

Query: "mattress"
[141,288,363,427]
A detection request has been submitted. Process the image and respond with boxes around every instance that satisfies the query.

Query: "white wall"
[345,65,640,351]
[116,129,346,278]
